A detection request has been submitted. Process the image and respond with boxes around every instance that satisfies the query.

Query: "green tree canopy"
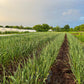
[33,24,50,32]
[9,26,19,28]
[74,26,80,31]
[70,28,74,31]
[24,27,33,30]
[60,28,65,32]
[79,24,84,31]
[0,25,3,27]
[64,24,70,32]
[49,26,53,29]
[19,25,24,29]
[5,25,9,28]
[52,26,60,32]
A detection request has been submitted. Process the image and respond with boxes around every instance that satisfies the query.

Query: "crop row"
[1,33,84,84]
[1,32,62,83]
[3,33,65,84]
[0,32,59,66]
[67,33,84,84]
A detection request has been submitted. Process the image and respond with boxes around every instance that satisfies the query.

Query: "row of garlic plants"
[6,33,65,84]
[0,32,58,66]
[67,33,84,84]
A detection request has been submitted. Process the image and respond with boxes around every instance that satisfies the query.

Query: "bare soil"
[46,34,76,84]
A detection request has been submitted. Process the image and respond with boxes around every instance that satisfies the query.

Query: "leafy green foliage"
[79,24,84,31]
[69,28,74,31]
[24,27,33,30]
[6,33,65,84]
[64,24,70,31]
[0,25,3,27]
[33,24,50,32]
[74,24,84,31]
[52,26,60,32]
[0,33,57,66]
[74,26,80,31]
[67,33,84,84]
[2,23,84,32]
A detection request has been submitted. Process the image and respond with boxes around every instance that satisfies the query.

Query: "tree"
[24,27,33,30]
[42,24,50,32]
[52,26,60,32]
[60,28,65,32]
[33,24,42,32]
[74,26,80,31]
[49,26,53,29]
[5,25,9,28]
[33,24,50,32]
[70,28,74,31]
[74,24,84,31]
[0,25,3,27]
[79,24,84,31]
[13,26,19,28]
[64,24,70,32]
[19,25,24,29]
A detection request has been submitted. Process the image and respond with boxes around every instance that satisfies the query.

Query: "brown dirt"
[46,34,76,84]
[0,64,3,82]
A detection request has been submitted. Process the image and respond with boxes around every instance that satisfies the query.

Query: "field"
[0,32,84,84]
[70,32,84,46]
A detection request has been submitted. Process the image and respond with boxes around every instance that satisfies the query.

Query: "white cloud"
[62,9,79,16]
[80,17,84,20]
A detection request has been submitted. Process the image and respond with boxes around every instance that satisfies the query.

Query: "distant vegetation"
[52,24,84,32]
[0,25,3,27]
[74,24,84,31]
[0,24,84,32]
[33,24,50,32]
[4,25,33,30]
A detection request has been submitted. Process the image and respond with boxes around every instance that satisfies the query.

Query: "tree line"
[33,24,84,32]
[0,25,33,30]
[0,24,84,32]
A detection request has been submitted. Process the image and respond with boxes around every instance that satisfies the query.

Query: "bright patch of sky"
[80,17,84,20]
[0,0,84,28]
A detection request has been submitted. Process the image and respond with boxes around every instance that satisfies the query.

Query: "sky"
[0,0,84,28]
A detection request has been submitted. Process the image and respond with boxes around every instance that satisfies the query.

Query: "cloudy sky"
[0,0,84,27]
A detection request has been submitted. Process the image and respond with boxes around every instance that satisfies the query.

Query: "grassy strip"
[70,32,84,35]
[70,32,84,42]
[74,35,84,42]
[67,33,84,84]
[6,33,65,84]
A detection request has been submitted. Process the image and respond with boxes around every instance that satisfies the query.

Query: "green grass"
[70,32,84,42]
[74,35,84,42]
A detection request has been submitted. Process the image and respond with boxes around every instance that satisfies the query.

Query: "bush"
[0,25,3,27]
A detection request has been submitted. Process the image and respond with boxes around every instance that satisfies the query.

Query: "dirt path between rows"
[46,34,76,84]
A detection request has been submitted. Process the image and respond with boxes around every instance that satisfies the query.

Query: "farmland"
[0,32,84,84]
[70,32,84,42]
